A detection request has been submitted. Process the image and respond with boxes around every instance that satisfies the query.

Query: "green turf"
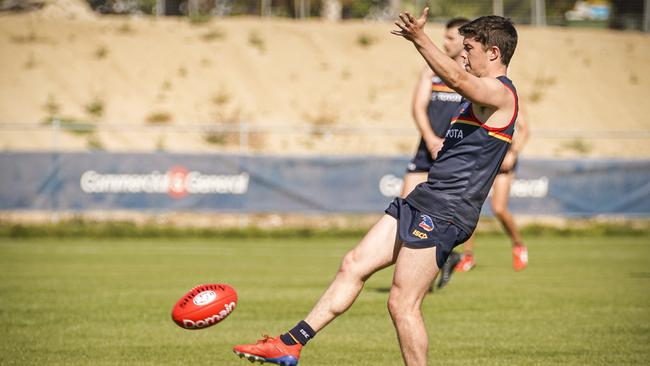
[0,234,649,365]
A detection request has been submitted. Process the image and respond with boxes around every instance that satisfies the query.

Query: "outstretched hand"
[391,7,429,42]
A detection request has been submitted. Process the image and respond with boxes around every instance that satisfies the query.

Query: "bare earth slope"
[1,8,649,157]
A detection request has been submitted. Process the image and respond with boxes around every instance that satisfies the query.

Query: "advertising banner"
[0,153,648,217]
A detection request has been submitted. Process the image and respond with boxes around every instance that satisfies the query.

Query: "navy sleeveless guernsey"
[406,76,519,235]
[427,75,463,137]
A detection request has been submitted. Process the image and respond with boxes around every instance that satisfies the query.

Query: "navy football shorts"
[385,197,470,269]
[406,139,434,173]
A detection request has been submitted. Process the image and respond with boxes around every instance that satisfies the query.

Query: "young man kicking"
[233,9,520,366]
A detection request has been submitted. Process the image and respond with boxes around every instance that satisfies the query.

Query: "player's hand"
[391,7,429,42]
[501,150,517,171]
[426,138,444,160]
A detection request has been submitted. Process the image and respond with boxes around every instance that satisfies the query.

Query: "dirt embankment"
[1,6,649,157]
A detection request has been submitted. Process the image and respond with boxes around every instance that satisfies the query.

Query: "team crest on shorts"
[418,214,434,232]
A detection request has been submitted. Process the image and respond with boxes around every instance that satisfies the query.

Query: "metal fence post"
[493,0,503,16]
[239,122,249,154]
[532,0,547,26]
[238,122,250,228]
[156,0,164,16]
[261,0,271,17]
[643,0,650,33]
[51,118,60,222]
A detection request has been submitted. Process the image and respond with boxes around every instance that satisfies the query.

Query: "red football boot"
[454,254,475,272]
[233,335,301,366]
[512,244,528,271]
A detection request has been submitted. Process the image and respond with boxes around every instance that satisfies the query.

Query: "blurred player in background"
[233,10,520,366]
[453,109,530,274]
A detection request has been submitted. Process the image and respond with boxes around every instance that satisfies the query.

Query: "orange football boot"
[512,244,528,271]
[233,335,301,366]
[454,254,475,272]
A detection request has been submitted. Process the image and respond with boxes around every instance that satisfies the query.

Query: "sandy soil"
[1,2,649,157]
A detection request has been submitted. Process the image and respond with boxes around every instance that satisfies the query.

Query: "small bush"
[116,23,134,34]
[10,31,45,44]
[94,45,109,59]
[201,28,226,42]
[212,90,231,106]
[86,134,104,150]
[161,80,172,91]
[356,33,375,48]
[204,105,243,146]
[146,111,172,124]
[305,103,338,137]
[528,74,556,104]
[43,94,60,116]
[557,138,592,156]
[84,98,105,119]
[248,31,266,53]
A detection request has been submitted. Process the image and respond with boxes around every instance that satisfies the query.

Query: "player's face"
[462,37,488,77]
[442,26,464,58]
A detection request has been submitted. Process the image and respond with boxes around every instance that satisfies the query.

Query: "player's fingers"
[394,21,408,32]
[399,13,410,26]
[405,12,415,23]
[422,7,429,19]
[390,30,404,36]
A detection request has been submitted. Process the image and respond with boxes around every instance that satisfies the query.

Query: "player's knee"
[387,290,417,320]
[338,250,365,280]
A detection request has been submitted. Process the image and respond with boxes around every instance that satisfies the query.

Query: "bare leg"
[401,172,428,198]
[491,172,523,246]
[388,246,439,366]
[305,214,402,331]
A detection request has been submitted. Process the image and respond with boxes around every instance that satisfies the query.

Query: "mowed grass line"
[0,235,648,366]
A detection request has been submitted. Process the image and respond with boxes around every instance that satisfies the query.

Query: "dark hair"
[458,15,518,66]
[446,17,470,29]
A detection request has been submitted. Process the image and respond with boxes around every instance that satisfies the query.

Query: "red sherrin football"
[171,284,238,330]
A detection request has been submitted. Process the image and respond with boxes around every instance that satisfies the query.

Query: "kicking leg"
[305,214,402,331]
[233,214,402,365]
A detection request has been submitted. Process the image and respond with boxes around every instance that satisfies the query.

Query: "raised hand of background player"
[390,7,429,42]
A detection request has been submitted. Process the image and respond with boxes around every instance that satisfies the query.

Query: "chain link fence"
[74,0,650,31]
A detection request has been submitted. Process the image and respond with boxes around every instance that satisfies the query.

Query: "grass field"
[0,233,649,365]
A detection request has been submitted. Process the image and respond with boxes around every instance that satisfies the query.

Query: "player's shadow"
[370,287,392,293]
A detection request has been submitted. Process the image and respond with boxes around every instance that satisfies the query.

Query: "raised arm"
[412,67,444,158]
[392,8,511,110]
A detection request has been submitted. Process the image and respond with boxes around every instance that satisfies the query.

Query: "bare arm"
[412,67,444,158]
[500,102,530,171]
[510,103,530,154]
[392,8,511,110]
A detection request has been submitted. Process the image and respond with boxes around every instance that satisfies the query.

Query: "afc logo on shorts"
[411,214,435,240]
[418,215,434,232]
